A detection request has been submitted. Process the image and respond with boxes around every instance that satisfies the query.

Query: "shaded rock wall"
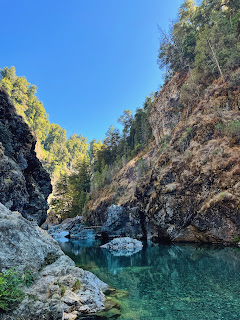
[0,88,52,225]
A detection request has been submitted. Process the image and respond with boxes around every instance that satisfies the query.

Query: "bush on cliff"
[0,269,24,311]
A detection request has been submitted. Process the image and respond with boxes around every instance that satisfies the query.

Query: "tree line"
[0,66,153,219]
[158,0,240,83]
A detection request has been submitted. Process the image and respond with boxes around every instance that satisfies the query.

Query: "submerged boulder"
[0,203,109,320]
[101,237,143,256]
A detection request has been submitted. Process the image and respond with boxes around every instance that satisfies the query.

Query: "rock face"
[0,89,52,225]
[149,73,187,145]
[84,75,240,245]
[0,203,108,320]
[136,78,240,244]
[101,237,143,256]
[101,205,144,240]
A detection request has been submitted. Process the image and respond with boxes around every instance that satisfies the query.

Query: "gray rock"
[0,89,52,225]
[49,216,97,241]
[101,205,144,239]
[101,237,143,256]
[0,203,108,320]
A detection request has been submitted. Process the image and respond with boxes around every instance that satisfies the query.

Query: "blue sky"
[1,0,183,141]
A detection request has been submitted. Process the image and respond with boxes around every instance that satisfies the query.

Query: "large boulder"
[0,203,108,320]
[0,89,52,225]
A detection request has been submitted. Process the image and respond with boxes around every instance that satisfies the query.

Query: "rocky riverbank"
[0,203,110,320]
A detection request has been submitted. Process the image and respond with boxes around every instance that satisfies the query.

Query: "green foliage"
[136,158,150,178]
[51,159,91,218]
[215,120,240,141]
[73,279,81,291]
[67,134,89,170]
[50,174,74,218]
[90,96,153,193]
[53,281,66,297]
[0,269,25,311]
[44,124,70,178]
[42,253,59,267]
[22,270,34,287]
[158,0,240,82]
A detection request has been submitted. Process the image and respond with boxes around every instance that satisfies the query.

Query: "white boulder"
[101,237,143,256]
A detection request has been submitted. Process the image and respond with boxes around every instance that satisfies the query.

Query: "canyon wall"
[0,88,52,225]
[85,72,240,245]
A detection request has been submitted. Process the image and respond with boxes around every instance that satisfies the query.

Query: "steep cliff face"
[149,73,187,145]
[0,88,52,225]
[85,73,240,245]
[139,76,240,244]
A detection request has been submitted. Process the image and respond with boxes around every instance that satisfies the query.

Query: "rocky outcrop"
[136,78,240,244]
[49,216,98,241]
[149,73,187,145]
[0,203,109,320]
[84,75,240,245]
[101,205,144,240]
[0,89,52,225]
[101,237,143,256]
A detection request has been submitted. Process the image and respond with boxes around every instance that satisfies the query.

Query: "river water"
[58,238,240,320]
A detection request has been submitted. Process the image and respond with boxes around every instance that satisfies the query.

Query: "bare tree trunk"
[207,39,225,82]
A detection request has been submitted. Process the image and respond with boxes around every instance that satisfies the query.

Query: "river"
[58,238,240,320]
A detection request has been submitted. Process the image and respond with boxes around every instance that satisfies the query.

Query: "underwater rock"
[101,237,143,256]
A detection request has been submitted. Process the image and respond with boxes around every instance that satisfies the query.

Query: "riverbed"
[58,238,240,320]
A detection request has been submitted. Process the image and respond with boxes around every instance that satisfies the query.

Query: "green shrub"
[41,252,59,269]
[136,158,149,178]
[215,121,240,140]
[22,270,34,287]
[0,269,25,311]
[73,279,81,291]
[54,281,66,297]
[159,135,171,152]
[230,70,240,87]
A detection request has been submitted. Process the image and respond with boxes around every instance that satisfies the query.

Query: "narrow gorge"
[0,0,240,319]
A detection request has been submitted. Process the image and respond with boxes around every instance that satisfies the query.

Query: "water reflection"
[59,239,240,320]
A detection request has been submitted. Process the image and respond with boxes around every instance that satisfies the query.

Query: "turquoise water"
[59,239,240,320]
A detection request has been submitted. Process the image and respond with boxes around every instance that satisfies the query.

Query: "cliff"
[0,88,52,225]
[85,71,240,245]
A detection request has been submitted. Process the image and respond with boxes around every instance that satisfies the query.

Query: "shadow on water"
[59,239,240,320]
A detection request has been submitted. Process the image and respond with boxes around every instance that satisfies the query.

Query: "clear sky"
[0,0,183,141]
